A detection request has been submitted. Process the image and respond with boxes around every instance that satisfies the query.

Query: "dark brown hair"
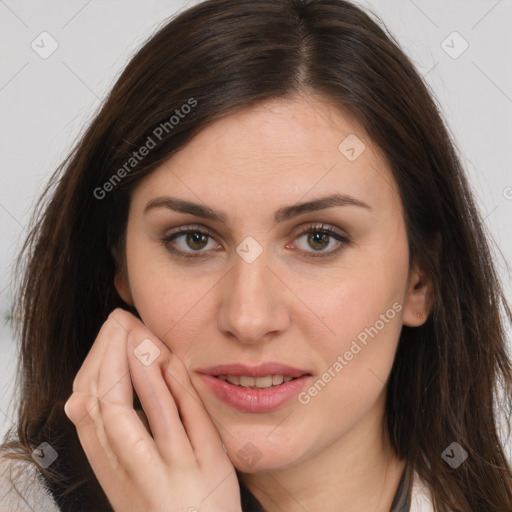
[2,0,511,510]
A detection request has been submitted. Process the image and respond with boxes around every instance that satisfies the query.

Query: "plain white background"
[1,0,511,460]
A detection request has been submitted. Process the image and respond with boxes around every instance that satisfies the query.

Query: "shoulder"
[0,453,60,512]
[409,469,435,512]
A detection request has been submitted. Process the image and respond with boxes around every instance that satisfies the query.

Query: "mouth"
[197,362,311,381]
[196,363,313,412]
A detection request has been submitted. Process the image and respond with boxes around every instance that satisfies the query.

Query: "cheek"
[124,215,224,349]
[299,262,407,406]
[291,225,409,357]
[126,256,222,358]
[294,282,404,442]
[299,266,406,353]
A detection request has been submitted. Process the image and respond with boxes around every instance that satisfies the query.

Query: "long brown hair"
[2,0,511,510]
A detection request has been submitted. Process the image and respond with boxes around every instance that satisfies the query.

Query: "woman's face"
[115,95,431,472]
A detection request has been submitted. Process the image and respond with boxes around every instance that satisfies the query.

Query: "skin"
[69,94,434,512]
[65,309,242,512]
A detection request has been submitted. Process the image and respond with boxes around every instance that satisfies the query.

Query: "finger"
[66,309,141,479]
[96,313,163,479]
[71,309,127,398]
[65,392,124,482]
[66,308,133,469]
[126,329,194,465]
[66,390,146,511]
[162,355,227,462]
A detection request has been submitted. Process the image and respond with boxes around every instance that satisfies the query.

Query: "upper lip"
[197,363,312,378]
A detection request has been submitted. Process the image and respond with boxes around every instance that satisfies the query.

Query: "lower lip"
[200,375,311,413]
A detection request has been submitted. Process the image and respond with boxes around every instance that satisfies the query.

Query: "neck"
[238,394,406,512]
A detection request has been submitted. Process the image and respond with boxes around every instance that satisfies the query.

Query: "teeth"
[226,375,240,386]
[216,375,297,388]
[272,375,284,385]
[239,375,257,387]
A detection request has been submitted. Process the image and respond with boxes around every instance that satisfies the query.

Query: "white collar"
[410,470,435,511]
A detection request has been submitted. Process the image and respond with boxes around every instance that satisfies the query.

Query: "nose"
[216,247,291,345]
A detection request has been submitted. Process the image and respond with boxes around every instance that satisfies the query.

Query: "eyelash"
[161,223,350,261]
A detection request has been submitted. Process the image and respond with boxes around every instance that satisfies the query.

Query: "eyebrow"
[144,193,372,225]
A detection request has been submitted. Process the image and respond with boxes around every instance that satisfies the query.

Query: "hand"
[64,308,242,512]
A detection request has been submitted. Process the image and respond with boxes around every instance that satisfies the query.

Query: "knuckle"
[108,307,126,324]
[65,392,97,424]
[108,307,139,333]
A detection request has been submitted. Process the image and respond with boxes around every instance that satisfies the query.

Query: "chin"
[226,438,307,473]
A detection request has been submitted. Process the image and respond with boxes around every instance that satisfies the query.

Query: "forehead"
[131,95,399,221]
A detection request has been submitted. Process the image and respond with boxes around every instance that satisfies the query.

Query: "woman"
[1,0,511,510]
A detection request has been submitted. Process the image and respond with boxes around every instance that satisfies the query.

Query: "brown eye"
[292,224,350,257]
[306,231,331,251]
[162,228,219,260]
[182,232,209,251]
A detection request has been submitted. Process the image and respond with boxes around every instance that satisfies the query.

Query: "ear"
[402,261,435,327]
[111,245,134,306]
[114,271,134,306]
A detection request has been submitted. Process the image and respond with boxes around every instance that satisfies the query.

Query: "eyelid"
[290,222,347,240]
[161,222,350,260]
